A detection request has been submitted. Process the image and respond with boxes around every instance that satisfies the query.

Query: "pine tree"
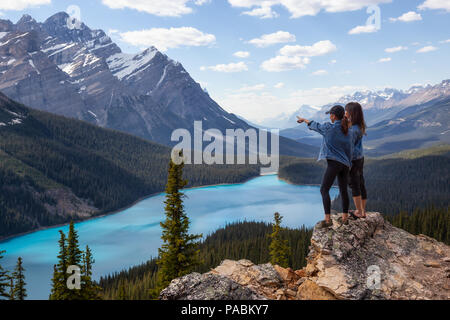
[67,222,83,268]
[50,225,101,300]
[9,278,14,300]
[81,245,101,300]
[117,282,128,300]
[269,212,291,268]
[65,221,83,300]
[50,230,69,300]
[12,257,27,300]
[154,156,202,297]
[0,250,10,299]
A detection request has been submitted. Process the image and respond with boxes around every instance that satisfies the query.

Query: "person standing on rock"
[345,102,368,219]
[297,105,353,228]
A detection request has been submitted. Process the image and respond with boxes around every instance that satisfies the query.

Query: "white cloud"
[416,46,438,53]
[248,31,296,47]
[418,0,450,12]
[217,85,368,123]
[378,57,392,63]
[119,27,216,51]
[0,0,50,10]
[228,0,392,19]
[261,55,310,72]
[440,39,450,44]
[348,24,378,35]
[274,82,284,89]
[279,40,337,57]
[311,69,328,76]
[389,11,422,22]
[194,0,211,4]
[261,40,336,72]
[330,59,337,64]
[233,51,250,58]
[385,46,408,53]
[243,4,279,18]
[102,0,209,17]
[201,61,248,72]
[239,84,266,91]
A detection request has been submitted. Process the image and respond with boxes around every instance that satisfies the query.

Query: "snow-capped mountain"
[280,80,450,154]
[313,81,450,125]
[258,105,319,130]
[0,12,316,157]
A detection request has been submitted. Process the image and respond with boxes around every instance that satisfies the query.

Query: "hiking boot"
[319,220,333,229]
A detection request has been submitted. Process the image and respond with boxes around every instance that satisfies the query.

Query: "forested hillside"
[0,93,259,239]
[99,221,312,300]
[278,144,450,214]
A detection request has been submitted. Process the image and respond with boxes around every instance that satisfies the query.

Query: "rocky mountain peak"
[17,14,37,27]
[0,12,315,157]
[160,212,450,300]
[43,12,71,27]
[0,19,14,32]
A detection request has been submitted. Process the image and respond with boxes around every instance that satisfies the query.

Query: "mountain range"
[0,12,315,158]
[279,80,450,155]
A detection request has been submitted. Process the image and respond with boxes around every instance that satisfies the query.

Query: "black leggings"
[349,158,367,199]
[320,159,350,215]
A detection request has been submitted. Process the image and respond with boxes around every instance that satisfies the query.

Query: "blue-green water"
[0,175,338,299]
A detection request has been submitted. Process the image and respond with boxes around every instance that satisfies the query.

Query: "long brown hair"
[345,102,366,135]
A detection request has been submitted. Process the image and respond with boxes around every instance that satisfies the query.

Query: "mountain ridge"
[0,12,315,158]
[279,80,450,154]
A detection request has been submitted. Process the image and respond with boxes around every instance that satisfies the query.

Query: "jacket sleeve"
[307,121,331,136]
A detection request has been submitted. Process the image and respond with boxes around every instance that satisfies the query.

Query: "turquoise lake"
[0,174,338,299]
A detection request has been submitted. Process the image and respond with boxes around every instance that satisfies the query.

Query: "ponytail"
[341,116,350,135]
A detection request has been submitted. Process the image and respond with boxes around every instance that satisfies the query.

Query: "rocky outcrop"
[159,272,267,300]
[160,212,450,300]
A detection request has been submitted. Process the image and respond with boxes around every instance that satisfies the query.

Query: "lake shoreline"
[277,176,321,187]
[0,175,263,243]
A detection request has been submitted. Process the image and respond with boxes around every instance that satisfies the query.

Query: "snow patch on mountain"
[107,48,158,80]
[28,59,40,74]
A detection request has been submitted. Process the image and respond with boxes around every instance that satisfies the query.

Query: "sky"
[1,0,449,124]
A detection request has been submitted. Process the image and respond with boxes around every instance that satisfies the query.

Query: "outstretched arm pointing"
[297,116,311,125]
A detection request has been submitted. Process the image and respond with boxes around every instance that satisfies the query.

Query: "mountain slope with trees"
[0,92,260,239]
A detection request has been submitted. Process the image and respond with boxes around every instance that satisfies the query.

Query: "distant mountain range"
[279,80,450,155]
[0,12,315,158]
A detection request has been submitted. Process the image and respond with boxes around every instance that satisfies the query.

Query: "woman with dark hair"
[345,102,367,218]
[297,105,353,228]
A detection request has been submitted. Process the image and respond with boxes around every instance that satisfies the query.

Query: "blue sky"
[1,0,449,123]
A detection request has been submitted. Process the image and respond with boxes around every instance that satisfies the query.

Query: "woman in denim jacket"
[297,105,352,228]
[345,102,368,219]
